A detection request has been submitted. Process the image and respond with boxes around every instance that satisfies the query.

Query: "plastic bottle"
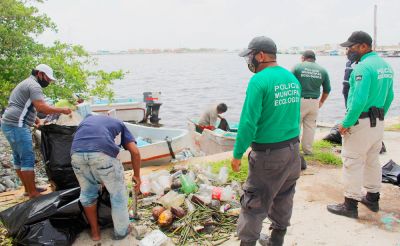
[171,170,183,180]
[158,190,185,208]
[150,180,164,195]
[158,173,171,191]
[217,166,229,184]
[196,184,213,204]
[220,186,234,202]
[205,165,218,181]
[211,186,234,201]
[140,175,151,195]
[140,195,160,206]
[184,198,196,213]
[180,174,198,194]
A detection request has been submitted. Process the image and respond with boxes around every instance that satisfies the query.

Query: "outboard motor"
[143,92,162,125]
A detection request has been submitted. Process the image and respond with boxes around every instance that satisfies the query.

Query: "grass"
[211,157,249,183]
[385,123,400,131]
[0,222,12,246]
[208,140,342,183]
[303,140,342,166]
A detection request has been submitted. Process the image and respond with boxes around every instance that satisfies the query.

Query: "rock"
[131,225,149,239]
[0,183,6,192]
[2,176,16,188]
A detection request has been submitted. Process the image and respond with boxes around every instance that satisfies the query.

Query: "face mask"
[37,73,50,88]
[245,52,277,73]
[246,53,259,73]
[38,77,50,88]
[347,50,361,63]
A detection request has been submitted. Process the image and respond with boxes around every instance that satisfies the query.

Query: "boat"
[90,97,147,123]
[118,122,190,166]
[187,120,237,155]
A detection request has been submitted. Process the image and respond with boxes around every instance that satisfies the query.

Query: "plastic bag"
[322,124,342,145]
[382,159,400,186]
[0,187,114,245]
[40,124,79,190]
[0,188,86,245]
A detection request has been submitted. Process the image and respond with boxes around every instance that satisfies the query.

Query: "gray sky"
[37,0,400,51]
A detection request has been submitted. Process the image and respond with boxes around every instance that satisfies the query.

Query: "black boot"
[360,192,380,212]
[327,197,358,218]
[258,228,287,246]
[380,142,386,154]
[301,155,307,170]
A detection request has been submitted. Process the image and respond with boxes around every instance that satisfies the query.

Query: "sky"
[36,0,400,51]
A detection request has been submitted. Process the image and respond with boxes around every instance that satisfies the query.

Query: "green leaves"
[0,0,123,109]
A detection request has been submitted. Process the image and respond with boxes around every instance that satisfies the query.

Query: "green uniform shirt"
[342,52,394,128]
[292,61,331,98]
[233,66,301,159]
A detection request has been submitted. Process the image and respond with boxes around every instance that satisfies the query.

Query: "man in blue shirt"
[71,114,141,241]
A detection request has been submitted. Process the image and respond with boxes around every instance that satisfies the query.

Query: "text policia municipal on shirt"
[274,82,301,106]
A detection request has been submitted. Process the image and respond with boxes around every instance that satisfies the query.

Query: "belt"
[302,97,318,99]
[251,137,299,151]
[356,107,384,127]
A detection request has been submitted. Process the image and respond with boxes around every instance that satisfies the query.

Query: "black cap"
[302,50,316,60]
[340,31,372,47]
[239,36,277,57]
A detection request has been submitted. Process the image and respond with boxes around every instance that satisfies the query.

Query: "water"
[95,53,399,128]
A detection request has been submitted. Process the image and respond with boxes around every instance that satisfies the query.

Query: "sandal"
[23,187,47,196]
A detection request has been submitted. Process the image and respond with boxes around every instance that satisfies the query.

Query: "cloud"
[36,0,399,50]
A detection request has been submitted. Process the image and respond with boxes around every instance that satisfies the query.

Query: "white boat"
[187,120,237,155]
[118,122,190,166]
[90,98,147,123]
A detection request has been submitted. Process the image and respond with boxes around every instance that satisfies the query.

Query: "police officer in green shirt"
[327,31,394,218]
[231,36,301,246]
[292,50,331,155]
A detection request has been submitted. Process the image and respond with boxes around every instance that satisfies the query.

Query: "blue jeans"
[71,152,129,237]
[1,123,35,171]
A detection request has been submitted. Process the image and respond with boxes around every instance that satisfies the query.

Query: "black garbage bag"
[323,124,342,145]
[14,217,86,246]
[382,159,400,186]
[0,188,87,245]
[0,187,114,245]
[218,118,230,132]
[40,124,79,190]
[0,188,81,236]
[97,188,114,228]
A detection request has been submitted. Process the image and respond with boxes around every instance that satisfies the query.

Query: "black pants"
[237,143,301,243]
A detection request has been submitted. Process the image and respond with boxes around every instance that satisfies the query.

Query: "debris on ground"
[131,164,242,246]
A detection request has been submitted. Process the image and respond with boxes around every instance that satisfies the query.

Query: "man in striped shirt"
[1,64,71,198]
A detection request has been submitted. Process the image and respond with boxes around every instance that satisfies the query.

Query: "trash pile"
[133,164,242,246]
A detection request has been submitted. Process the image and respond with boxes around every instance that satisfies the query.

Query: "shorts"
[1,123,35,171]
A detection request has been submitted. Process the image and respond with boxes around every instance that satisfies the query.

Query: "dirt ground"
[72,130,400,246]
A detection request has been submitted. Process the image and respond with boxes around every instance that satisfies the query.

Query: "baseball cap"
[239,36,277,57]
[35,64,57,81]
[340,31,372,47]
[302,50,316,60]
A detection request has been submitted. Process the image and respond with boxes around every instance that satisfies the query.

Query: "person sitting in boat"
[197,103,228,133]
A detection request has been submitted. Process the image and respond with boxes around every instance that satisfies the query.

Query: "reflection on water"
[95,53,400,128]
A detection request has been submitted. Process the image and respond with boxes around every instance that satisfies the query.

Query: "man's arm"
[383,82,394,116]
[319,70,331,108]
[342,66,371,128]
[32,99,71,115]
[231,79,262,171]
[319,92,329,108]
[124,141,141,192]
